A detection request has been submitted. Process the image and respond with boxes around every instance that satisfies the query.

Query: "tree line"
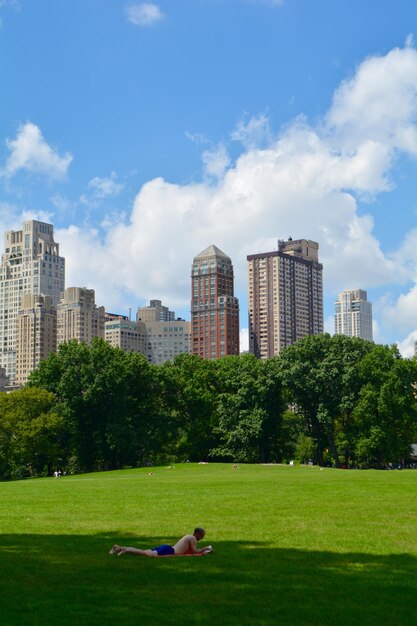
[0,333,417,480]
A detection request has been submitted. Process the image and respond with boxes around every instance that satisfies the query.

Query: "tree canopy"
[0,334,416,479]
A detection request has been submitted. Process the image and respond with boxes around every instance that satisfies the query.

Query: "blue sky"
[1,0,416,352]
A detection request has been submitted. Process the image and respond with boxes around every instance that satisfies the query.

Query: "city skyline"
[0,1,416,354]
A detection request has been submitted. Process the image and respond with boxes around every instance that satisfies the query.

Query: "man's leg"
[109,544,123,555]
[117,547,158,557]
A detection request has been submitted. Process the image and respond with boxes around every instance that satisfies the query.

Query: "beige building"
[191,245,240,359]
[57,287,105,345]
[0,220,65,382]
[105,315,190,365]
[334,289,373,341]
[144,319,191,364]
[137,299,175,323]
[248,238,323,359]
[15,294,57,386]
[105,319,147,353]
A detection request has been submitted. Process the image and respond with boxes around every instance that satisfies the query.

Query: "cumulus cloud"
[125,3,165,26]
[56,44,417,341]
[2,122,72,179]
[326,45,417,155]
[231,113,272,149]
[202,143,230,179]
[86,172,125,200]
[397,329,417,358]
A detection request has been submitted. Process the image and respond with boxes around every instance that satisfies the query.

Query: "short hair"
[194,527,205,537]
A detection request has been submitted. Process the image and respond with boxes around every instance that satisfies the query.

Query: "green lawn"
[1,463,417,625]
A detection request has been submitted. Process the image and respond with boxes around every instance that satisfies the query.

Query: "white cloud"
[87,172,125,199]
[231,113,272,149]
[240,327,249,353]
[396,329,417,358]
[326,45,417,155]
[2,122,72,179]
[202,144,230,179]
[57,44,417,345]
[20,208,54,224]
[125,3,165,26]
[50,194,77,217]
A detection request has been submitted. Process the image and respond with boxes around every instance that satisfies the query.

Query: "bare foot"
[109,544,122,555]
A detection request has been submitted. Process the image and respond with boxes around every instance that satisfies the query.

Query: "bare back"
[173,534,197,555]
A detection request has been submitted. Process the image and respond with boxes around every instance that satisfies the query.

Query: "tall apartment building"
[247,238,323,359]
[105,319,147,353]
[137,299,175,323]
[191,245,240,359]
[0,220,65,382]
[57,287,105,345]
[144,319,191,365]
[334,289,373,341]
[15,294,57,386]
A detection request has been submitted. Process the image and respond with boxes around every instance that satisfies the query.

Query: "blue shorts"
[152,544,175,556]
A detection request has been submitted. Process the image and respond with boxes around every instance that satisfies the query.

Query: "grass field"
[1,463,417,626]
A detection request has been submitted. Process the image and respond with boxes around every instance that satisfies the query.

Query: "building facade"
[144,319,191,365]
[15,294,57,386]
[57,287,105,345]
[191,245,240,359]
[137,299,175,323]
[105,319,147,353]
[0,220,65,382]
[334,289,373,341]
[0,366,9,391]
[247,238,323,359]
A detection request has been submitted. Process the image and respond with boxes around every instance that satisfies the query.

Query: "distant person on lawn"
[109,527,213,557]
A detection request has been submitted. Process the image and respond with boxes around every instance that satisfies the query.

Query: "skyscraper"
[57,287,105,345]
[334,289,373,341]
[0,220,65,382]
[15,294,57,386]
[191,245,239,359]
[247,238,323,359]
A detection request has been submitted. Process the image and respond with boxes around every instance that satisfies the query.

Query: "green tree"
[29,338,159,471]
[211,354,284,462]
[160,354,219,461]
[352,345,417,467]
[0,387,63,480]
[278,334,374,466]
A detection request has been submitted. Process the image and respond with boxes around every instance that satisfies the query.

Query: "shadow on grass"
[1,534,417,626]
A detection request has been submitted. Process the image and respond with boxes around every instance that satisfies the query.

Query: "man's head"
[193,527,205,541]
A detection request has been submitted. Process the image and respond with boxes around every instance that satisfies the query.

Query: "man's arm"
[192,538,213,554]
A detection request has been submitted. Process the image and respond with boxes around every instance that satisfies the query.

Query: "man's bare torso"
[173,534,197,555]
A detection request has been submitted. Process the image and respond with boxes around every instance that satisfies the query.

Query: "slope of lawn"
[1,463,417,626]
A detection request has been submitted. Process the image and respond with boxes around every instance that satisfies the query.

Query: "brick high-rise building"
[334,289,373,341]
[0,220,65,382]
[247,238,323,359]
[15,294,57,386]
[191,245,239,359]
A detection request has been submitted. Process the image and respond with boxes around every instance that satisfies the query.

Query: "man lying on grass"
[109,527,213,557]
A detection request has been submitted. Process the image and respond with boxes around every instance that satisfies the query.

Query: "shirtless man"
[109,527,213,557]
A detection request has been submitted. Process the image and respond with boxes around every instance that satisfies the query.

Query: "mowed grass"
[1,464,417,626]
